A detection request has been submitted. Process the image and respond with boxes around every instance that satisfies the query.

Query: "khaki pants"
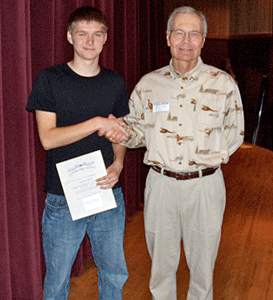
[144,167,226,300]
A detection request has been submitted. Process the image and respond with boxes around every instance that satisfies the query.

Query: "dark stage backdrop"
[0,0,168,299]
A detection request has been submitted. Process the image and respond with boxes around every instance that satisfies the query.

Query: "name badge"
[153,102,170,113]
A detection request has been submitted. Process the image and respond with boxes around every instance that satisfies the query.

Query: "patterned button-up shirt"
[124,58,244,172]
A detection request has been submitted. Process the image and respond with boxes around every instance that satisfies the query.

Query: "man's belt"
[151,165,218,180]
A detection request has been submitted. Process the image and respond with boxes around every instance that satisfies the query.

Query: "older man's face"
[167,12,205,69]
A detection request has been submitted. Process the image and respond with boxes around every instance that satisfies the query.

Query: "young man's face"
[67,20,107,63]
[167,12,205,69]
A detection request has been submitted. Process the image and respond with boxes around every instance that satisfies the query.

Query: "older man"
[124,6,244,300]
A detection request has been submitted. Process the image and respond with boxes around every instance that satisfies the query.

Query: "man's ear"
[166,31,170,47]
[67,31,73,45]
[201,37,206,49]
[103,33,107,44]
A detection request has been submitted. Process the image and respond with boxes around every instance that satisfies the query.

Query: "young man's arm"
[36,110,129,150]
[96,143,126,189]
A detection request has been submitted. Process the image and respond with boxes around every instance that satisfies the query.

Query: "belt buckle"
[186,172,192,180]
[175,172,180,180]
[175,171,190,180]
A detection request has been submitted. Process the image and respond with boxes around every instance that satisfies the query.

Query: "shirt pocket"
[195,95,224,128]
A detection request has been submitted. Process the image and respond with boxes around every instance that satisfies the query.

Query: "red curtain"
[0,0,167,299]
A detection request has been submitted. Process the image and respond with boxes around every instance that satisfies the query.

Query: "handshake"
[97,114,130,144]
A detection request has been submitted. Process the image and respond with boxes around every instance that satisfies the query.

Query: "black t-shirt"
[27,63,129,195]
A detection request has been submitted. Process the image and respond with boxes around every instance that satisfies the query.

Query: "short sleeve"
[26,70,56,113]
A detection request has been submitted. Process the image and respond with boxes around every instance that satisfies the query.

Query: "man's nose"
[182,33,190,42]
[86,34,94,43]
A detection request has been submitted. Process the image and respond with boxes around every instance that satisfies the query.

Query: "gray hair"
[167,6,207,37]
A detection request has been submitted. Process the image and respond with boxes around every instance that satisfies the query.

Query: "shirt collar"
[169,57,203,80]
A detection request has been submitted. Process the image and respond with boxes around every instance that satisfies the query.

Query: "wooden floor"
[68,143,273,299]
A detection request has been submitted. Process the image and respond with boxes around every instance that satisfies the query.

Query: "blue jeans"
[42,187,128,300]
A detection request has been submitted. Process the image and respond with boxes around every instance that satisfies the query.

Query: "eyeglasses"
[170,29,204,41]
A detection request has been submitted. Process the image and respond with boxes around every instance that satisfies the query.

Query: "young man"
[27,6,129,299]
[123,6,244,300]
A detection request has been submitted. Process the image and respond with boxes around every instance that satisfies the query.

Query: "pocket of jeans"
[113,187,124,207]
[45,193,68,209]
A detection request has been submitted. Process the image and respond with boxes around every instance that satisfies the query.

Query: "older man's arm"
[223,78,245,155]
[122,84,147,149]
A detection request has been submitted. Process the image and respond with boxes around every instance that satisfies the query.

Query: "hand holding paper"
[96,160,123,189]
[56,150,117,221]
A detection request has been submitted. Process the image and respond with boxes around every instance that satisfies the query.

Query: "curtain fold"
[0,0,166,298]
[0,7,12,298]
[1,0,43,299]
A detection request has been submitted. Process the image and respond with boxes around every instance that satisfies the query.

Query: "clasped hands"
[98,114,129,143]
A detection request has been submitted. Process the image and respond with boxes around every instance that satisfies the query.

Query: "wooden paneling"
[198,0,231,38]
[164,0,272,37]
[230,0,272,36]
[163,0,230,38]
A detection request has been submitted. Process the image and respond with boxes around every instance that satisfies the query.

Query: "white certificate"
[56,150,117,221]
